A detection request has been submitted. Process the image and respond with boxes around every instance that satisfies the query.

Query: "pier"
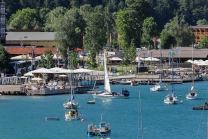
[0,73,204,95]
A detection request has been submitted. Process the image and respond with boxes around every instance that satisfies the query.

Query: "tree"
[39,8,50,29]
[197,19,208,25]
[160,30,176,49]
[55,8,85,67]
[38,49,55,68]
[199,36,208,48]
[44,6,67,31]
[84,9,106,68]
[0,45,10,74]
[8,8,40,30]
[116,0,151,52]
[164,15,195,47]
[141,17,159,49]
[68,50,78,69]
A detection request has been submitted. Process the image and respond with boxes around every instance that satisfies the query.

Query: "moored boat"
[87,100,95,104]
[65,109,80,121]
[193,102,208,110]
[92,52,130,98]
[164,49,178,105]
[87,122,111,137]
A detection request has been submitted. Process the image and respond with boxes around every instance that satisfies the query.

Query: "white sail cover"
[104,53,111,92]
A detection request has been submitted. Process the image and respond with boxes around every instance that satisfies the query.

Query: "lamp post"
[143,53,146,66]
[151,52,153,66]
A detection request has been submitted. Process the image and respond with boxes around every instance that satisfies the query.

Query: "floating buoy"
[180,100,184,102]
[81,118,85,122]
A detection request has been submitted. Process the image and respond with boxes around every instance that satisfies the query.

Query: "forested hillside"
[6,0,208,30]
[5,0,208,68]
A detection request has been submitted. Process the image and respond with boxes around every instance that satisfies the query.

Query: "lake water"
[1,81,208,139]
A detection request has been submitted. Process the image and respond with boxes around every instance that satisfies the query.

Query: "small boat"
[150,80,166,91]
[164,94,178,104]
[119,79,132,85]
[87,114,111,137]
[193,102,208,110]
[87,100,95,104]
[65,109,80,121]
[131,80,138,86]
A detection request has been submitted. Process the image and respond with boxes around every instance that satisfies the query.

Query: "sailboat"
[164,49,178,104]
[63,73,79,109]
[65,108,80,121]
[186,44,198,100]
[92,52,130,98]
[150,47,166,91]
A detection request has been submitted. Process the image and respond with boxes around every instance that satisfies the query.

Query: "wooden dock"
[0,85,26,95]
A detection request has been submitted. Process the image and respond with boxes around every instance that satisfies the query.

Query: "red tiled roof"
[6,47,56,55]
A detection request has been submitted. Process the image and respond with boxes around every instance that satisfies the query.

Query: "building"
[0,0,6,44]
[6,32,56,47]
[192,25,208,43]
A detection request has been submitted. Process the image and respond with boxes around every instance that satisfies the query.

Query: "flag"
[137,52,140,68]
[71,95,75,100]
[168,51,170,66]
[153,37,157,48]
[56,49,60,66]
[110,33,112,43]
[31,46,36,58]
[177,48,180,54]
[82,33,84,47]
[147,51,151,57]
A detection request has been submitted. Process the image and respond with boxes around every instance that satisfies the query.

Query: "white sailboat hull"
[164,95,178,105]
[63,100,79,109]
[150,84,166,91]
[92,91,128,98]
[186,92,198,100]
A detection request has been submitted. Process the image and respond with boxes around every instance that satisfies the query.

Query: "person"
[130,69,132,74]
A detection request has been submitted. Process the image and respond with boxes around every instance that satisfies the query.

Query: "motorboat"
[92,53,130,98]
[119,79,132,85]
[164,94,178,104]
[87,122,111,137]
[65,109,80,121]
[186,45,198,100]
[87,100,95,104]
[150,80,166,91]
[87,114,111,137]
[193,102,208,110]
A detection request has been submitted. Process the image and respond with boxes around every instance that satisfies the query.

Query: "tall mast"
[192,43,194,87]
[139,91,144,139]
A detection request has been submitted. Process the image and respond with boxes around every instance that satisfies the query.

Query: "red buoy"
[81,118,85,122]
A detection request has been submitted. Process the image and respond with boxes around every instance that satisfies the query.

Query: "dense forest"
[4,0,208,68]
[6,0,208,30]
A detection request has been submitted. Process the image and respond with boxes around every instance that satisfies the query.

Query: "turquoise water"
[1,82,208,139]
